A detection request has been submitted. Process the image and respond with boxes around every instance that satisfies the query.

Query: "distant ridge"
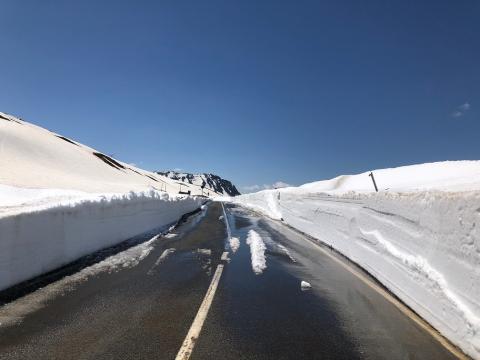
[156,171,240,196]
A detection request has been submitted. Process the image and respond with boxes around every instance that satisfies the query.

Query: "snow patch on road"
[229,236,240,253]
[246,230,267,275]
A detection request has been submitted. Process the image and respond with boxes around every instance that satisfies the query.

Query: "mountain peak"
[156,171,240,196]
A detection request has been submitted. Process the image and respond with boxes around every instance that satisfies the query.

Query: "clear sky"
[1,1,479,192]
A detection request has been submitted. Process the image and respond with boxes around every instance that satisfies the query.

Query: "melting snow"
[246,230,267,275]
[229,236,240,253]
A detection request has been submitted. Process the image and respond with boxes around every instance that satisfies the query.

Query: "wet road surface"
[0,202,458,359]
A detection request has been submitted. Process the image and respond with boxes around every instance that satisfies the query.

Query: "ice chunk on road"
[246,230,267,275]
[301,281,312,290]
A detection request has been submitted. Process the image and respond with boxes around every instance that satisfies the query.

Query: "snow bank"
[246,229,267,275]
[0,189,203,291]
[232,161,480,358]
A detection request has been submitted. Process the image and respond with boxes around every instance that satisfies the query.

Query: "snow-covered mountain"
[156,171,240,196]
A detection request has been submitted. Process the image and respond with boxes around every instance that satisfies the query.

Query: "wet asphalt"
[0,202,457,360]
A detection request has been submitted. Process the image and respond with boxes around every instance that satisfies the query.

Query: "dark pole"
[368,172,379,192]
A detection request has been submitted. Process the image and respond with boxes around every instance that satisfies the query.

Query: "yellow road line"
[175,263,225,360]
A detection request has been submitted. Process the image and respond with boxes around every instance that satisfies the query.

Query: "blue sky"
[1,1,479,192]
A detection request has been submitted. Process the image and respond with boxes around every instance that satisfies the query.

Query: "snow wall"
[233,190,480,359]
[0,191,203,292]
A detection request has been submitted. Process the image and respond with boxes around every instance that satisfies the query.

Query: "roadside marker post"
[368,172,379,192]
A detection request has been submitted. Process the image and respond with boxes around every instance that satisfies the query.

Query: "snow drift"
[0,111,205,291]
[233,161,480,359]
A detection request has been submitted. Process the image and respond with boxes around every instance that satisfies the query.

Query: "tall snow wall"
[233,190,480,359]
[0,191,203,292]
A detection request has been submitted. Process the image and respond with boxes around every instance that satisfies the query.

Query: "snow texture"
[232,161,480,359]
[246,229,267,275]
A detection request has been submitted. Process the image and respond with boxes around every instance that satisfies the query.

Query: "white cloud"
[452,102,471,118]
[242,184,261,192]
[241,181,292,193]
[266,181,291,189]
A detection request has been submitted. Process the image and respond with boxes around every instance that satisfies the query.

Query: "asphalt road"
[0,202,458,359]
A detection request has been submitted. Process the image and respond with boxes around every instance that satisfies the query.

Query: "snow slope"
[232,161,480,359]
[0,111,204,291]
[0,111,207,196]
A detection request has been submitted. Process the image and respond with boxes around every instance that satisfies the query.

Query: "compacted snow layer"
[0,189,203,291]
[233,161,480,359]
